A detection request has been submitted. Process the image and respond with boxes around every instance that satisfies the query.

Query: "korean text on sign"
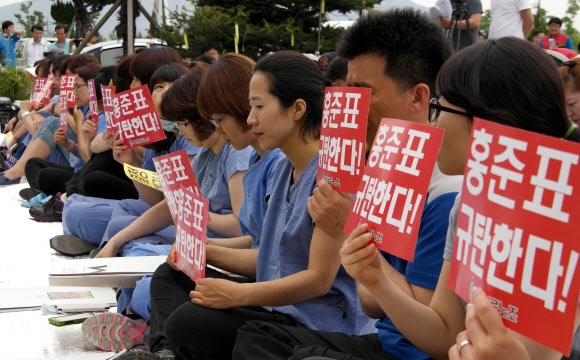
[174,185,208,282]
[317,86,370,193]
[114,84,166,149]
[59,74,76,109]
[344,118,444,261]
[152,149,202,219]
[447,118,580,355]
[32,77,51,108]
[87,79,99,123]
[101,85,117,133]
[123,163,162,191]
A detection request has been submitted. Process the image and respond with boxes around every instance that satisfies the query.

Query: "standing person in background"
[488,0,533,39]
[23,24,49,67]
[439,0,483,51]
[1,20,24,68]
[540,17,574,50]
[49,24,72,55]
[201,42,220,60]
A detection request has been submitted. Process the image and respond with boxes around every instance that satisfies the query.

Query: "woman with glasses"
[82,57,255,355]
[0,54,100,185]
[341,37,580,360]
[102,53,286,358]
[57,62,201,256]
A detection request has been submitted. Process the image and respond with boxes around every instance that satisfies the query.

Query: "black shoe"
[19,187,42,201]
[50,234,98,257]
[29,193,64,222]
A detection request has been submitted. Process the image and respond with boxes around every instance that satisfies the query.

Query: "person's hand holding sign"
[339,223,383,288]
[307,179,353,241]
[109,132,141,167]
[448,287,530,360]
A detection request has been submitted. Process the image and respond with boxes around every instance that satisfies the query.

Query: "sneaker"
[50,234,98,257]
[82,312,148,352]
[0,151,16,171]
[19,187,42,201]
[29,193,64,222]
[21,193,52,208]
[0,173,20,186]
[113,349,175,360]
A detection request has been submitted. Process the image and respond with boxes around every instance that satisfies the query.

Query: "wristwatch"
[19,111,31,120]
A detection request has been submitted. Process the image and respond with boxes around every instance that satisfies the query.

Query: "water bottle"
[549,37,556,49]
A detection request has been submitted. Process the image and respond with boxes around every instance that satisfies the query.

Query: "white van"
[79,39,167,66]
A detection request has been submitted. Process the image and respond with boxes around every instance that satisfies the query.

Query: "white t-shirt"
[488,0,532,39]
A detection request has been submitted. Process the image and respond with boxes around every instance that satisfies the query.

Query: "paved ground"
[0,182,119,359]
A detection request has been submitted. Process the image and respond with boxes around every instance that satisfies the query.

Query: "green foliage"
[479,9,491,38]
[0,68,33,102]
[14,1,47,36]
[563,0,580,47]
[158,1,377,60]
[532,1,549,37]
[51,0,76,27]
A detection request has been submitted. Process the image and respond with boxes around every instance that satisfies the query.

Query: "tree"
[479,9,490,38]
[14,1,47,36]
[50,0,76,30]
[50,0,109,38]
[532,0,549,37]
[157,1,378,60]
[562,0,580,48]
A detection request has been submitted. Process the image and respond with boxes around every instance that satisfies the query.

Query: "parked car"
[80,38,167,66]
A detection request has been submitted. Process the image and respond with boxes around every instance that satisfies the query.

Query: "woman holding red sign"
[340,37,580,360]
[155,50,373,360]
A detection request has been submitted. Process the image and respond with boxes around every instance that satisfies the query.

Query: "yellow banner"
[124,163,162,191]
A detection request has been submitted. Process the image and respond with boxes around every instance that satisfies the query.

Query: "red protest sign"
[174,185,208,282]
[447,118,580,355]
[344,118,444,261]
[87,79,99,123]
[32,77,49,108]
[113,84,166,148]
[101,85,117,133]
[152,149,202,219]
[59,74,76,109]
[317,86,369,193]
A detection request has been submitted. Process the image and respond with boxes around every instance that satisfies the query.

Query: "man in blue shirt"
[1,21,24,68]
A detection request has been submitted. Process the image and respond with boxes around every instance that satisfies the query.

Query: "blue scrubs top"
[257,154,373,335]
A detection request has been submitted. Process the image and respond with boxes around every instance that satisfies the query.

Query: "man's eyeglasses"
[209,114,226,128]
[73,83,88,90]
[174,121,190,131]
[429,98,472,123]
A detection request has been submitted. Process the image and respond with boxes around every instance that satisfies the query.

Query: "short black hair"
[55,24,68,33]
[194,54,217,65]
[336,8,453,95]
[31,24,43,33]
[253,50,326,142]
[2,21,14,31]
[325,56,348,83]
[93,66,115,101]
[532,29,545,36]
[201,42,218,54]
[548,17,563,26]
